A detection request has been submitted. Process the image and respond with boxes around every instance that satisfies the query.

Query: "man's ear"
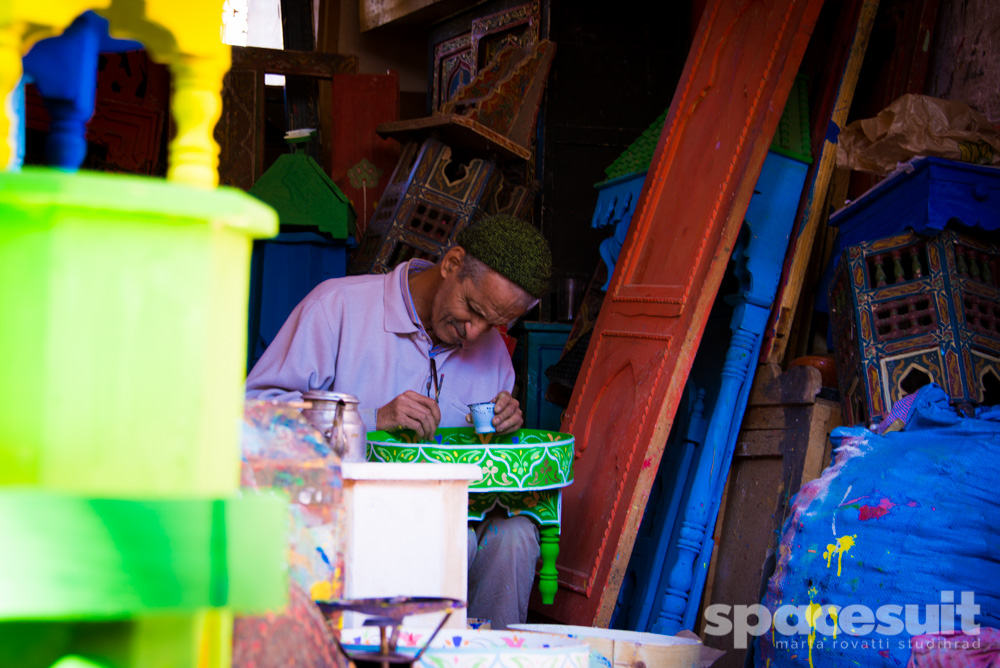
[439,246,466,279]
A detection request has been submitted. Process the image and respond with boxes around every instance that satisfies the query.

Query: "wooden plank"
[698,467,731,631]
[359,0,476,32]
[217,68,263,189]
[230,46,358,78]
[735,430,794,458]
[281,0,323,165]
[698,367,838,667]
[540,0,825,627]
[762,0,878,365]
[747,362,821,405]
[376,113,532,160]
[317,0,342,175]
[742,408,812,432]
[800,397,841,485]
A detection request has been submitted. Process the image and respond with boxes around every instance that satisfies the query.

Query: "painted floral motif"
[347,158,382,189]
[467,490,560,526]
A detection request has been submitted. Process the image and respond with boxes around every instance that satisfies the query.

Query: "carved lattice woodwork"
[830,229,1000,425]
[431,2,540,112]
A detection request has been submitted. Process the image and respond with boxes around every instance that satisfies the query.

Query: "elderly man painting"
[245,214,552,629]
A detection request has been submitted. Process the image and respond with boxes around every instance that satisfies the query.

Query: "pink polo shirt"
[244,260,515,430]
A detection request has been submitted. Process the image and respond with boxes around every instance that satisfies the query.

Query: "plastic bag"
[836,94,1000,175]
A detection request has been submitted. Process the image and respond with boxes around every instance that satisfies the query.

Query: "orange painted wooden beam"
[539,0,827,626]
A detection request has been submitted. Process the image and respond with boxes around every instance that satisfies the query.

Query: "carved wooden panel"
[432,33,474,112]
[540,0,826,627]
[217,68,261,191]
[471,2,540,73]
[25,50,169,176]
[431,2,539,112]
[216,46,359,190]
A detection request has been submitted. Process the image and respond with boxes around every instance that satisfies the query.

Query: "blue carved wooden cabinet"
[830,228,1000,426]
[513,322,573,431]
[827,157,1000,425]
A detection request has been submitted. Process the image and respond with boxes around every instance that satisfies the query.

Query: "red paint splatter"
[642,458,652,470]
[859,498,896,521]
[879,650,891,658]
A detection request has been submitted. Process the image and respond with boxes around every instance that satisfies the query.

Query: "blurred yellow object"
[0,168,277,495]
[1,0,228,186]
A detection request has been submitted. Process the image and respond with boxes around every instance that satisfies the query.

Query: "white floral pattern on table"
[366,428,574,491]
[338,628,589,668]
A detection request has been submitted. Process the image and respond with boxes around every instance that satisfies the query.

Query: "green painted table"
[365,428,575,604]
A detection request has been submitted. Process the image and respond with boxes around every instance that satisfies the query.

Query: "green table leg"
[538,525,560,604]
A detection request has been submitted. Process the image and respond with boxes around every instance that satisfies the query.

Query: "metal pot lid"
[302,390,359,404]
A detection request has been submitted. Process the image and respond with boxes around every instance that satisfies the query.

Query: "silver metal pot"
[301,390,366,462]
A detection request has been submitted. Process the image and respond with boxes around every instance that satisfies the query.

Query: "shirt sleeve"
[500,348,516,396]
[245,291,340,401]
[359,407,377,432]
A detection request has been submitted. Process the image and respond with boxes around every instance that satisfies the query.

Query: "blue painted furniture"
[817,156,1000,317]
[656,151,810,634]
[828,229,1000,427]
[513,322,573,431]
[590,108,667,291]
[246,231,351,373]
[610,76,812,634]
[830,156,1000,258]
[611,150,812,634]
[19,11,142,170]
[592,172,646,291]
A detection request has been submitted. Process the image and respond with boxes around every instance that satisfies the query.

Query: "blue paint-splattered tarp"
[756,384,1000,667]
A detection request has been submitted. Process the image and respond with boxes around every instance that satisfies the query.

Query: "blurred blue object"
[20,11,142,170]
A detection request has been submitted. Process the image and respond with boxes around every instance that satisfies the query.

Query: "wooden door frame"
[540,0,827,626]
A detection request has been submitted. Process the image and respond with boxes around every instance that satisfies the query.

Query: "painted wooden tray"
[365,428,574,492]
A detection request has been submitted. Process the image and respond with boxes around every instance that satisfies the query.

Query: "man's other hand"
[491,391,523,434]
[377,391,442,441]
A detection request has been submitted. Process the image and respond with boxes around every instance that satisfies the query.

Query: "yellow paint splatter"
[310,580,335,600]
[823,534,856,576]
[805,596,842,668]
[806,600,822,668]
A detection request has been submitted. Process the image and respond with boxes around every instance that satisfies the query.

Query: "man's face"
[430,262,529,347]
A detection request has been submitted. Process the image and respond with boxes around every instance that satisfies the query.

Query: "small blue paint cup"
[468,402,496,433]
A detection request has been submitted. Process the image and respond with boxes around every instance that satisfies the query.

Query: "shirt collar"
[383,259,435,335]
